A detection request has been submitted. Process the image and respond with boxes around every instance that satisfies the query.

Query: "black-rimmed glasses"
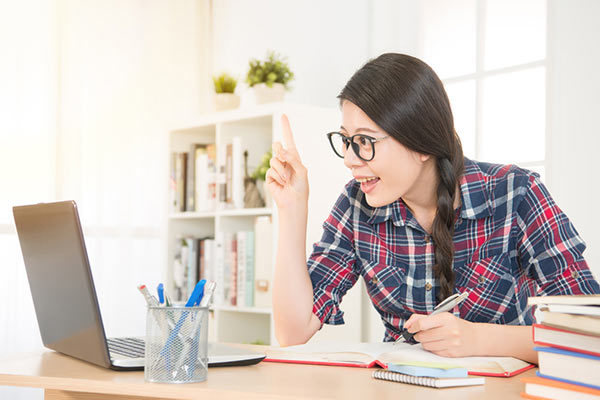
[326,132,390,162]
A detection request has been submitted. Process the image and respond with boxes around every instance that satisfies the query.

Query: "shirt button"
[424,235,430,243]
[371,276,379,285]
[571,270,580,279]
[425,282,432,291]
[478,275,485,284]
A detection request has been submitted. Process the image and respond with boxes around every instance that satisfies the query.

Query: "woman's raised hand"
[266,114,309,210]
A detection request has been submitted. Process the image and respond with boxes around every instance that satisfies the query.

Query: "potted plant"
[213,73,240,111]
[246,51,294,104]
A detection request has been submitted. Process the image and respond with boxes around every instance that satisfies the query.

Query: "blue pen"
[157,283,165,305]
[185,279,206,307]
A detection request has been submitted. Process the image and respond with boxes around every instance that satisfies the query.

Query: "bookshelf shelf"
[212,305,272,315]
[218,207,273,217]
[169,208,272,220]
[166,103,340,346]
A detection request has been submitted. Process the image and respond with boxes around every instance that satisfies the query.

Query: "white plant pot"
[214,93,240,111]
[252,83,286,104]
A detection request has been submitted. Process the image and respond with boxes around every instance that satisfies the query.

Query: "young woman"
[266,53,600,364]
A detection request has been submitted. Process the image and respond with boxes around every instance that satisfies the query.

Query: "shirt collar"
[366,158,494,226]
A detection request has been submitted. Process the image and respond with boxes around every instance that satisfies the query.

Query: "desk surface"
[0,346,534,400]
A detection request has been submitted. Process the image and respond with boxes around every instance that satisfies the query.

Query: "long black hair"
[338,53,464,303]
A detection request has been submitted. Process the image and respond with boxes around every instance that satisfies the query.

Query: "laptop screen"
[13,201,112,368]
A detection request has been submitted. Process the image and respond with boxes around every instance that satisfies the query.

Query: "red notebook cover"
[265,353,534,377]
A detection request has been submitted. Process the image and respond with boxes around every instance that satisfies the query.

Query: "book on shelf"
[253,216,273,308]
[236,231,255,307]
[372,370,484,388]
[171,236,218,302]
[521,375,600,400]
[533,323,600,357]
[170,143,218,213]
[185,237,198,297]
[193,145,209,212]
[536,346,600,390]
[244,231,255,307]
[264,341,533,377]
[171,152,188,212]
[213,232,225,305]
[236,231,247,307]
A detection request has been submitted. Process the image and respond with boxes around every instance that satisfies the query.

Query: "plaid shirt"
[308,158,600,342]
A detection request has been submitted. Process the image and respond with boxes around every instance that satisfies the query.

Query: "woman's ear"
[419,153,431,163]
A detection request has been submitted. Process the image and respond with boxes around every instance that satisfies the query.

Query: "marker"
[185,279,207,307]
[138,284,160,307]
[157,283,165,305]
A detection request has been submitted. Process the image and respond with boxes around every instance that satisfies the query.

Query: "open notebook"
[265,341,533,377]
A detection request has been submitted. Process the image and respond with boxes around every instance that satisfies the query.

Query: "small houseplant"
[212,73,240,111]
[246,51,294,104]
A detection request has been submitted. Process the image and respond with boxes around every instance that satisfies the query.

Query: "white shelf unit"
[166,103,344,346]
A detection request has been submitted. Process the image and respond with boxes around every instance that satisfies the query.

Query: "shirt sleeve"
[307,184,360,326]
[516,174,600,295]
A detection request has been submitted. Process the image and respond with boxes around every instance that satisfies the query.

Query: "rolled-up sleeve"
[517,175,600,295]
[308,185,360,325]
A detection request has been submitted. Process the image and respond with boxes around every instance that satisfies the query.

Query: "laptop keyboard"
[107,337,145,358]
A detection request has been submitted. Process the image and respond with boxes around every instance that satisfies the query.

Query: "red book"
[264,341,534,377]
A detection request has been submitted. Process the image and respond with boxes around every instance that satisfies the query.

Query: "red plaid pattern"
[308,158,600,341]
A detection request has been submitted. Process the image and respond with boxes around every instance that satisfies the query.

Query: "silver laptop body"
[13,200,265,370]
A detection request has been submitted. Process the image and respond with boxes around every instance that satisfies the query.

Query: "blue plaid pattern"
[308,158,600,342]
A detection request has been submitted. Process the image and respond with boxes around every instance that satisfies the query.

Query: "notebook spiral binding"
[372,370,438,387]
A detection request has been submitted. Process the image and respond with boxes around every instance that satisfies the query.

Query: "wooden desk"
[0,348,534,400]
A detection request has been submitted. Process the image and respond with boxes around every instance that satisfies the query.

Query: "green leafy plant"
[250,149,272,181]
[246,51,294,89]
[212,73,238,94]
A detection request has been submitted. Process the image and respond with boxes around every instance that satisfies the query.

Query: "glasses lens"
[352,135,374,161]
[328,132,347,158]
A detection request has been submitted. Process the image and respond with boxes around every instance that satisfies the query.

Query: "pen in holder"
[144,305,209,383]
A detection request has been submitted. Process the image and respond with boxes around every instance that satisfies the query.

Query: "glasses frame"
[326,132,390,162]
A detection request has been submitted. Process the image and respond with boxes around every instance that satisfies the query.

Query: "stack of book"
[522,295,600,399]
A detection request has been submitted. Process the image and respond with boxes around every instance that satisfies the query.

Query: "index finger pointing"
[281,114,299,157]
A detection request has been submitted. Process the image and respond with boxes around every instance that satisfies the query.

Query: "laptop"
[13,200,265,370]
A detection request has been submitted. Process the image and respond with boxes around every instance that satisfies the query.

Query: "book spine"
[254,216,273,308]
[231,136,244,209]
[213,232,225,306]
[194,146,209,212]
[245,231,255,307]
[228,233,238,306]
[236,231,246,307]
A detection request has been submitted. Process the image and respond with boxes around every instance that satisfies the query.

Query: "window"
[418,0,547,179]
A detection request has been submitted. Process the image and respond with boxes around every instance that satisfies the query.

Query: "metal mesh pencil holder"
[144,305,209,383]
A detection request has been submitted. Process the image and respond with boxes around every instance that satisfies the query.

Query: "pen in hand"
[396,291,468,345]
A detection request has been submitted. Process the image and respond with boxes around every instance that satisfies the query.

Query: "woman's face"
[340,100,431,208]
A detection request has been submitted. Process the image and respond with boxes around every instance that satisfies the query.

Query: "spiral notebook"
[372,370,485,388]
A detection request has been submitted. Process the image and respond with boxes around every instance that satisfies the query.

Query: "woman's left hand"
[403,312,480,358]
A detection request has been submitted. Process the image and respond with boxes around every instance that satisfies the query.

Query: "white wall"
[210,0,370,109]
[546,0,600,279]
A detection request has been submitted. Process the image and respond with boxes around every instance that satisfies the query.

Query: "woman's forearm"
[475,323,538,364]
[272,207,320,346]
